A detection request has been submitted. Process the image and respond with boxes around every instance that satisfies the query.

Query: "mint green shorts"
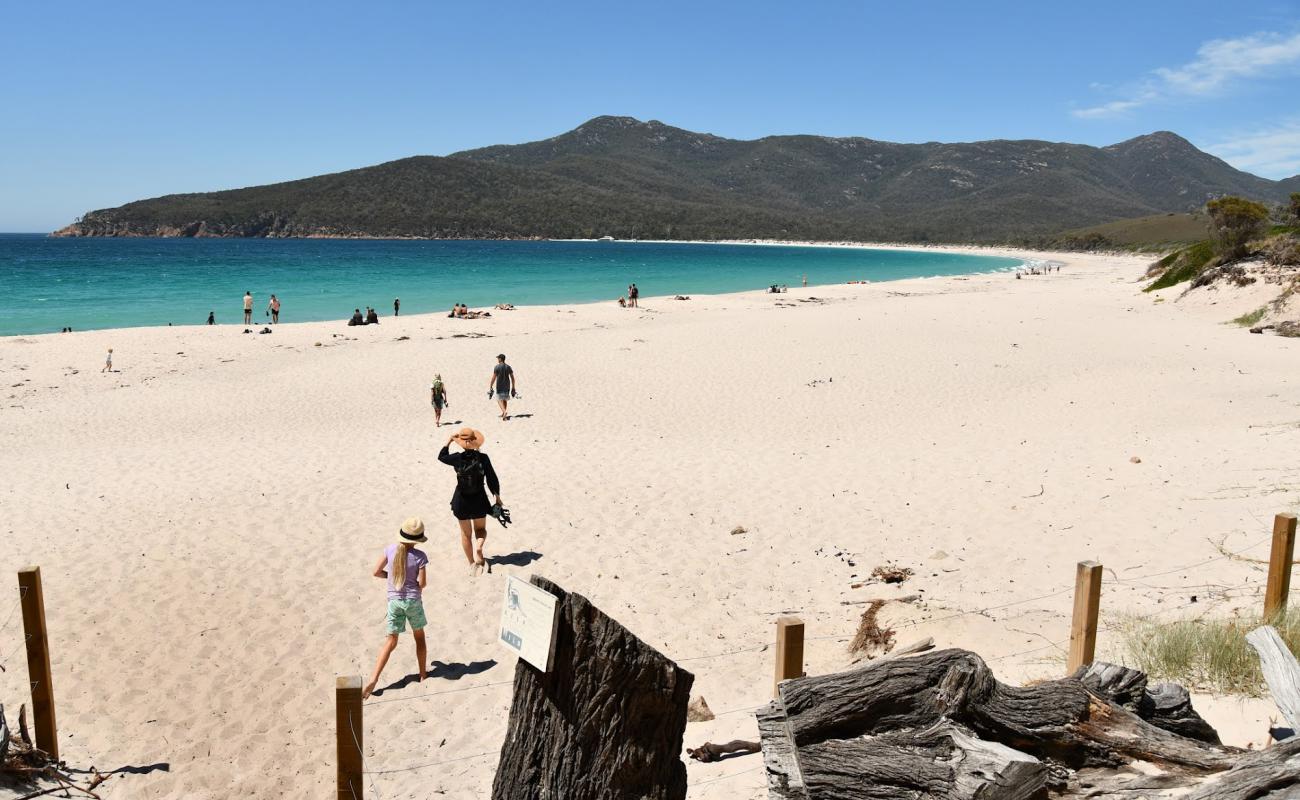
[385,598,427,635]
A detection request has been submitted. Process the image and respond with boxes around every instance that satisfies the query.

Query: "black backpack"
[456,452,486,494]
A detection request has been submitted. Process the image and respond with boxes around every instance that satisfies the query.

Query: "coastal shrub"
[1207,196,1269,260]
[1145,240,1217,291]
[1290,192,1300,225]
[1261,233,1300,266]
[1117,611,1300,696]
[1231,306,1267,327]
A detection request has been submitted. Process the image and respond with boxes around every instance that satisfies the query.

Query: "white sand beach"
[1,245,1297,798]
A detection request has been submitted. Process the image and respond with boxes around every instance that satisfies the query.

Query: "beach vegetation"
[1290,192,1300,225]
[1117,611,1300,696]
[1207,196,1269,261]
[1230,306,1268,327]
[1261,233,1300,266]
[1144,240,1217,291]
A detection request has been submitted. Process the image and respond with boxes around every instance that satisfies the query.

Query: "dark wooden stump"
[491,576,695,800]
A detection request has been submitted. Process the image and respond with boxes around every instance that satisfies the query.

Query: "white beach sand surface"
[1,246,1297,798]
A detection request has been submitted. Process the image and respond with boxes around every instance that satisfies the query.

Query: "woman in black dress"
[438,427,501,575]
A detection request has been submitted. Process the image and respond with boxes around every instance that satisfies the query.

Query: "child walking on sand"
[430,374,449,427]
[363,517,430,699]
[102,348,113,373]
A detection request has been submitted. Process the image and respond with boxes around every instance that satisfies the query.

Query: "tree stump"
[491,576,695,800]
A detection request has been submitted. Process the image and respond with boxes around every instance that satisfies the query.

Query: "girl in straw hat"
[363,517,430,699]
[439,428,501,576]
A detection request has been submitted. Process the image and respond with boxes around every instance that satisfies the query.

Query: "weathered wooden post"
[335,675,363,800]
[1067,561,1102,674]
[1265,513,1298,620]
[773,616,805,697]
[18,566,57,760]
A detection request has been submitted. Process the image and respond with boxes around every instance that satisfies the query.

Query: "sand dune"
[1,246,1297,798]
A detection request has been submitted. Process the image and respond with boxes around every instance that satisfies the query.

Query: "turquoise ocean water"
[0,234,1022,336]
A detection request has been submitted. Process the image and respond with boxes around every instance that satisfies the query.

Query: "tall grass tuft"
[1231,306,1268,327]
[1117,612,1300,696]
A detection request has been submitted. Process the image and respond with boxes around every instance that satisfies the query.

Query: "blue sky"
[2,0,1299,231]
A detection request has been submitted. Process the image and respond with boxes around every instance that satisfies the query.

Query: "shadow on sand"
[373,659,499,696]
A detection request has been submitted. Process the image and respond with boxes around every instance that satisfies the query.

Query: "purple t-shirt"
[384,544,429,600]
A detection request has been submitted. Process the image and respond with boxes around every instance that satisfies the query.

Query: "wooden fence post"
[336,675,363,800]
[773,616,805,697]
[17,566,57,760]
[1067,561,1103,674]
[1265,513,1298,620]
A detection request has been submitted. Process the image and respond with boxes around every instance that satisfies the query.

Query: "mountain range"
[54,116,1300,243]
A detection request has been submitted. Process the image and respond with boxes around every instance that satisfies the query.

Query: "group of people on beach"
[429,353,518,425]
[362,355,520,698]
[617,283,640,307]
[348,307,382,326]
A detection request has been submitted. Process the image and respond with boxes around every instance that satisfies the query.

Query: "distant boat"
[597,235,615,242]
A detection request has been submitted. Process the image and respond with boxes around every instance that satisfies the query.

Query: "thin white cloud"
[1071,98,1147,120]
[1205,121,1300,178]
[1073,30,1300,119]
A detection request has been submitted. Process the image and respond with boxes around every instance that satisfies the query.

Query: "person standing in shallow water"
[243,291,253,325]
[268,294,280,324]
[438,428,502,576]
[488,353,515,421]
[394,297,400,316]
[363,517,430,699]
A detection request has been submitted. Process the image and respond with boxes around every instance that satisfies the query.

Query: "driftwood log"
[1247,626,1300,736]
[758,648,1298,799]
[491,576,695,800]
[688,740,761,763]
[1073,661,1220,744]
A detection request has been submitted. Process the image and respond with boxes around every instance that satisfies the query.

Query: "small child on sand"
[102,348,113,373]
[363,517,430,699]
[430,374,449,427]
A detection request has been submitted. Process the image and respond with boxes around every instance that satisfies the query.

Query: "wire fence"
[341,527,1285,797]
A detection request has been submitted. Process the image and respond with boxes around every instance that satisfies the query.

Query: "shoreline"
[3,239,1072,339]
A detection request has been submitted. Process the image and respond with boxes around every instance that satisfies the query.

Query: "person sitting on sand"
[456,304,468,319]
[365,307,380,325]
[495,303,514,310]
[430,374,449,427]
[438,428,502,576]
[363,517,429,698]
[349,308,364,326]
[618,296,627,307]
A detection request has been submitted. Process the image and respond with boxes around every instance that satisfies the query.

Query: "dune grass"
[1145,240,1218,291]
[1117,611,1300,696]
[1231,306,1268,327]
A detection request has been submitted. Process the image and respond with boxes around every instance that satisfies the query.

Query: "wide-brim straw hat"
[454,427,485,450]
[399,516,427,544]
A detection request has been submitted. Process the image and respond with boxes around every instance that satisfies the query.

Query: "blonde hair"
[390,542,409,590]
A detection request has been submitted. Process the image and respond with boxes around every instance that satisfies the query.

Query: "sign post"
[499,575,560,672]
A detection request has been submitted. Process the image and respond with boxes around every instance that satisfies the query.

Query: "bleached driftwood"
[1247,626,1300,736]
